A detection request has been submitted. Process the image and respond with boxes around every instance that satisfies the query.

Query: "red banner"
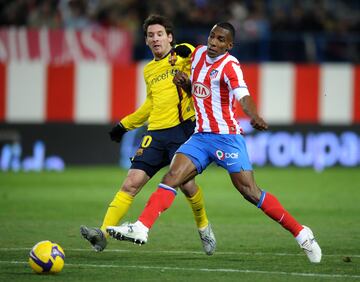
[1,61,359,124]
[0,28,132,64]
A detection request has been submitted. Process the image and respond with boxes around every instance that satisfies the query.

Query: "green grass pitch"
[0,166,359,281]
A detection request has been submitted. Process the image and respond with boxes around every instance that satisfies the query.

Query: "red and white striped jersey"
[190,45,250,134]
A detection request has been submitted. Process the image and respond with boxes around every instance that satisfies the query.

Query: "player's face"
[145,24,173,60]
[207,25,233,58]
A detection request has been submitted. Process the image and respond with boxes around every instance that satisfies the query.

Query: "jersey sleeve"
[120,93,152,130]
[224,61,250,101]
[191,45,205,63]
[175,43,195,74]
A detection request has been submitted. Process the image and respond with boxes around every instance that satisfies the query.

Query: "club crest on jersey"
[192,82,211,99]
[209,69,219,79]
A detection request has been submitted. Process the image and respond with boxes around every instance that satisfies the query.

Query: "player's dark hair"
[143,14,175,46]
[215,22,235,42]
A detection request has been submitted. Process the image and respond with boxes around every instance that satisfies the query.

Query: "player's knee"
[162,170,182,188]
[121,181,142,196]
[179,181,197,197]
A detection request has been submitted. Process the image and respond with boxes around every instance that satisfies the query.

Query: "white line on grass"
[1,260,359,279]
[1,247,359,258]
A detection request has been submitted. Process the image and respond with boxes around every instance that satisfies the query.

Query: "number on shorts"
[141,135,152,148]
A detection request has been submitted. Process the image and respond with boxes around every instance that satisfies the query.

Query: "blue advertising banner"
[1,123,359,172]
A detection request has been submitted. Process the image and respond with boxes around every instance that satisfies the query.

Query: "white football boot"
[198,223,216,255]
[107,221,148,245]
[296,225,322,263]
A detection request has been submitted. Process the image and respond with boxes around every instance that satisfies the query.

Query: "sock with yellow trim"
[100,191,134,236]
[185,185,209,230]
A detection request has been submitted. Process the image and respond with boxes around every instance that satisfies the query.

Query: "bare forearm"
[181,79,192,96]
[240,95,258,119]
[239,95,268,131]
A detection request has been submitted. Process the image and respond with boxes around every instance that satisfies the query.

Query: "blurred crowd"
[0,0,359,62]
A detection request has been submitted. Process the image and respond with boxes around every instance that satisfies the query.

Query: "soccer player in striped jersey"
[107,22,322,263]
[80,14,216,255]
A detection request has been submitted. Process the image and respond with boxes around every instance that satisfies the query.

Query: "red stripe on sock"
[260,192,303,237]
[138,187,176,229]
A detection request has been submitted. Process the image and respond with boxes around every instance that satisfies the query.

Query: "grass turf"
[0,166,359,281]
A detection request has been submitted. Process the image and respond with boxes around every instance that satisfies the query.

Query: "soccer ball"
[28,240,65,274]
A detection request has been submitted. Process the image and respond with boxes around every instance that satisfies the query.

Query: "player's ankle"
[198,224,209,232]
[100,228,109,238]
[135,220,149,233]
[295,226,306,244]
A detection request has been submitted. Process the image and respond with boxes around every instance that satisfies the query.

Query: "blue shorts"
[177,132,253,174]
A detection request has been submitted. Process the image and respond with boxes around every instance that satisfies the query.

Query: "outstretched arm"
[239,95,268,131]
[109,95,152,143]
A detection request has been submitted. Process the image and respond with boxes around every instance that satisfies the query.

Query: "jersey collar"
[205,52,228,65]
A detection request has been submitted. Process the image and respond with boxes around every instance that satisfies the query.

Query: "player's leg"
[230,170,304,235]
[81,132,163,251]
[100,169,150,232]
[181,180,208,229]
[80,168,149,251]
[214,134,304,236]
[180,179,216,255]
[165,120,215,254]
[230,171,322,264]
[107,153,199,244]
[214,134,321,262]
[107,133,210,245]
[230,171,321,263]
[138,153,199,227]
[135,132,209,230]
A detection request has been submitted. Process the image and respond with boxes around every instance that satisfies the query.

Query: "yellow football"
[29,240,65,274]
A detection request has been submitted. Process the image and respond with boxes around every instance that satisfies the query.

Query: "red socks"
[258,191,303,237]
[138,184,303,238]
[138,184,177,229]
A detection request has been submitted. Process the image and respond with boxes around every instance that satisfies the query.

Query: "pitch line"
[1,260,359,279]
[1,247,359,258]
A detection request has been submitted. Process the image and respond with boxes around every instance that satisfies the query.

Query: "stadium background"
[0,0,359,171]
[1,1,360,281]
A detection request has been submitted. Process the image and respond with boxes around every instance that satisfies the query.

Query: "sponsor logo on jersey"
[192,82,211,99]
[148,69,178,87]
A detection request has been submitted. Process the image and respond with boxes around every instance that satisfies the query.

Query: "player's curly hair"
[143,14,175,46]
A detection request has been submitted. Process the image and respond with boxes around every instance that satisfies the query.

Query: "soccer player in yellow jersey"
[80,14,216,255]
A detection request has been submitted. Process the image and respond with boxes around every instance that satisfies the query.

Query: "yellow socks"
[101,187,208,236]
[100,191,134,236]
[185,186,209,230]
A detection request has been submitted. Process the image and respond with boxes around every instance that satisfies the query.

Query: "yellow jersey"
[121,43,195,131]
